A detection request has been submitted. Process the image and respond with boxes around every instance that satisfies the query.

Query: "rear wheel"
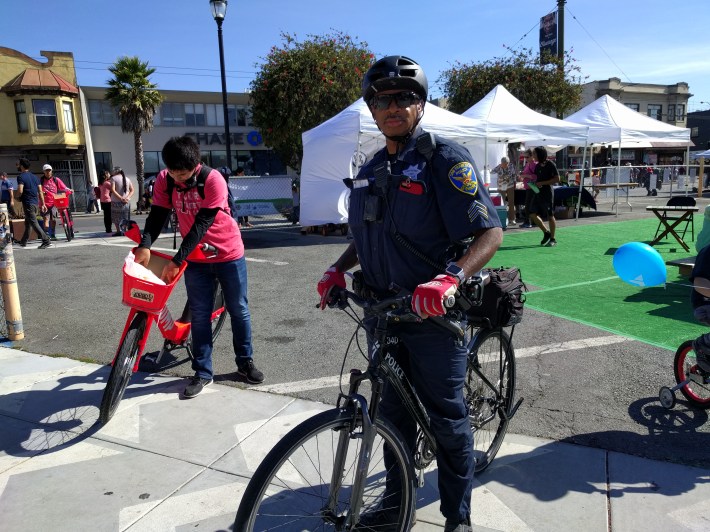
[674,340,710,408]
[465,327,516,473]
[100,313,147,424]
[235,409,416,531]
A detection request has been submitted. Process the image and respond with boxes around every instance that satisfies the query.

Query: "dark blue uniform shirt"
[17,171,41,206]
[348,130,501,294]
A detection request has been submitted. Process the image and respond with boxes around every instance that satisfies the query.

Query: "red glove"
[317,267,346,310]
[412,275,458,318]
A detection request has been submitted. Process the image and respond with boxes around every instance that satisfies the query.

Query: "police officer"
[317,56,503,532]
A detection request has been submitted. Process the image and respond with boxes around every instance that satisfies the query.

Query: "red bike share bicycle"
[52,191,74,242]
[99,220,227,424]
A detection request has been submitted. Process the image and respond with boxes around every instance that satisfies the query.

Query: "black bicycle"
[234,276,521,531]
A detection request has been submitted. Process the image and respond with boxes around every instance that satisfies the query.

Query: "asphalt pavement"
[3,185,710,530]
[2,346,710,531]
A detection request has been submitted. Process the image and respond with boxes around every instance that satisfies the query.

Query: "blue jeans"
[184,257,253,379]
[378,320,474,523]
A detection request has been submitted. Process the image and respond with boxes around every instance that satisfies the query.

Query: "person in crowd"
[520,148,537,228]
[317,56,502,532]
[234,167,253,228]
[134,136,263,398]
[109,166,134,235]
[40,164,72,240]
[85,178,99,213]
[529,146,560,247]
[492,156,518,226]
[99,170,113,233]
[0,171,17,218]
[14,158,51,249]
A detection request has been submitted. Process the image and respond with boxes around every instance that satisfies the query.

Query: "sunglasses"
[370,91,421,110]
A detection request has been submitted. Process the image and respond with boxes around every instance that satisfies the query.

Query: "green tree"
[250,31,373,173]
[439,47,585,116]
[105,56,164,204]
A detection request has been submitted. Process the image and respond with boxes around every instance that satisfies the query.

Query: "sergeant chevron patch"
[468,200,489,222]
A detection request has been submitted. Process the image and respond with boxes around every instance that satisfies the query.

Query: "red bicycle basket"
[121,249,187,313]
[54,194,70,209]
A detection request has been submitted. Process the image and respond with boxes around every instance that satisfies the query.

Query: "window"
[624,103,639,112]
[667,104,675,122]
[144,151,164,176]
[647,104,662,121]
[88,100,119,125]
[62,101,76,132]
[160,102,185,126]
[676,104,685,121]
[185,103,206,126]
[206,104,219,126]
[94,152,113,176]
[15,100,28,132]
[33,99,58,130]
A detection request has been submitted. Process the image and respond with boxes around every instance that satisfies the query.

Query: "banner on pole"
[539,11,558,63]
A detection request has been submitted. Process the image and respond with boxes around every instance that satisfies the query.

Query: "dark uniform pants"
[378,319,474,523]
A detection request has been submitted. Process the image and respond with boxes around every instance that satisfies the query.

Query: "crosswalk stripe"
[255,335,630,395]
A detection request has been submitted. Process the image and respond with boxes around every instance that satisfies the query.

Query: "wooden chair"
[654,196,696,242]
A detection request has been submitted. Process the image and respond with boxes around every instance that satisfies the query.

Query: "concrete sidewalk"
[1,346,710,531]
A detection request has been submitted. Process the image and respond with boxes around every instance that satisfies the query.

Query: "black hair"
[161,136,202,171]
[18,158,30,170]
[534,146,548,163]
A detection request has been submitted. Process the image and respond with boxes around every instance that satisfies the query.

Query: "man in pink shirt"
[134,136,263,398]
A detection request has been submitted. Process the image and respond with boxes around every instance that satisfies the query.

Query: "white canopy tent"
[300,98,505,226]
[691,149,710,160]
[462,84,589,146]
[566,95,692,213]
[462,84,590,218]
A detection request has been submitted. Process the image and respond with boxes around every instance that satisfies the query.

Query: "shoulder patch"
[448,162,478,196]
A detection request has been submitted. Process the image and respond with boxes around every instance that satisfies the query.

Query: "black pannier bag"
[461,267,526,328]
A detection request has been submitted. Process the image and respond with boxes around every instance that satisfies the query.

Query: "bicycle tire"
[66,209,74,241]
[465,327,516,473]
[59,208,73,241]
[99,313,147,424]
[674,340,710,408]
[235,408,416,531]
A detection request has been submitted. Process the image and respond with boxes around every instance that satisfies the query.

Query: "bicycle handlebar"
[331,287,464,339]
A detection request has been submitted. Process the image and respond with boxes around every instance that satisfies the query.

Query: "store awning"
[1,69,79,97]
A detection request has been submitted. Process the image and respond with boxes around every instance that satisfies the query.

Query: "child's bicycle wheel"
[673,340,710,409]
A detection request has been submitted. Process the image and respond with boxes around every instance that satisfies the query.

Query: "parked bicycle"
[235,274,522,531]
[659,340,710,409]
[52,191,74,242]
[99,220,227,425]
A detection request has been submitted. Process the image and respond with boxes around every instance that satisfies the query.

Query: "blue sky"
[5,0,710,112]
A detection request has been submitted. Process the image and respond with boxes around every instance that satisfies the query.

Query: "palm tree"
[105,56,164,208]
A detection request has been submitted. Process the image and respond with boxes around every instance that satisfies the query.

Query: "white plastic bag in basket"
[124,251,166,285]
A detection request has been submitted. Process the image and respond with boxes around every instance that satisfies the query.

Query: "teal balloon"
[613,242,667,287]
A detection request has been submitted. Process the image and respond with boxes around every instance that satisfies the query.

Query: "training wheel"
[659,386,676,409]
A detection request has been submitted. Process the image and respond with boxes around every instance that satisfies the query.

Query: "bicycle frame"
[111,220,223,370]
[329,293,444,527]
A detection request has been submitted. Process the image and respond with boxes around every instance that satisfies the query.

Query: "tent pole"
[574,144,587,220]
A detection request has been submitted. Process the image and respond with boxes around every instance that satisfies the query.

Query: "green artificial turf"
[487,216,705,351]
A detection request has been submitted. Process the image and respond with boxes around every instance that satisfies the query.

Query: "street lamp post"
[210,0,231,179]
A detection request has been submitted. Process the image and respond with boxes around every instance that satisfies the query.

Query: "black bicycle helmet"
[362,55,428,104]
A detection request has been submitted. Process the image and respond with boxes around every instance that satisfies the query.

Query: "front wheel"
[61,209,74,241]
[465,327,516,473]
[235,409,416,531]
[674,340,710,409]
[99,313,147,424]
